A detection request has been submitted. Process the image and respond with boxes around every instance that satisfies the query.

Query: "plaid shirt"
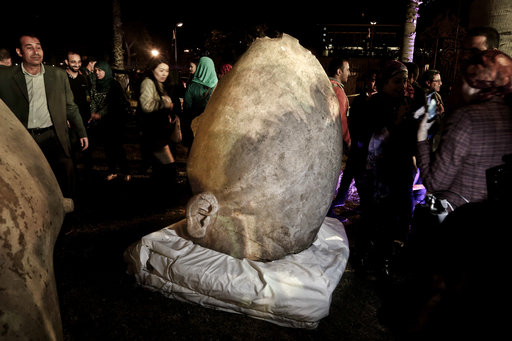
[417,96,512,208]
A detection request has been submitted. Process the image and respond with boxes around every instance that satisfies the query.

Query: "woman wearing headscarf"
[350,60,417,276]
[182,56,218,149]
[89,61,131,181]
[417,49,512,211]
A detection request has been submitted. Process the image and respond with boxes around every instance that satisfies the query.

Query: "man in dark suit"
[0,34,88,198]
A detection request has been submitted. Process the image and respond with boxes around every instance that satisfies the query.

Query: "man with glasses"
[419,69,445,115]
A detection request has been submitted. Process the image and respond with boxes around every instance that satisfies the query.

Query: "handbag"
[420,191,469,223]
[170,115,182,144]
[422,193,451,223]
[410,191,469,257]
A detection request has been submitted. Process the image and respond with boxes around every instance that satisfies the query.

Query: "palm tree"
[469,0,512,55]
[401,0,423,62]
[112,0,127,87]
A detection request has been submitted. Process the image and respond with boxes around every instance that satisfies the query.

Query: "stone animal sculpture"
[0,100,73,340]
[182,34,342,261]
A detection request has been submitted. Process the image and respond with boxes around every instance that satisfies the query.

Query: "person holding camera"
[416,49,512,211]
[392,50,512,338]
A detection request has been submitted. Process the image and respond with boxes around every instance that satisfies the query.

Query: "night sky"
[1,0,463,65]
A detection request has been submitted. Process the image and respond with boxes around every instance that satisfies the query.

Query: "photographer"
[393,51,512,337]
[416,49,512,211]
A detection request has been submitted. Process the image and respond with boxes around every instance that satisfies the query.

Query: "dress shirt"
[22,63,53,129]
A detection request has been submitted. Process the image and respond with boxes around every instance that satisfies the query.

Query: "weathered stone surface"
[0,99,71,340]
[183,34,342,261]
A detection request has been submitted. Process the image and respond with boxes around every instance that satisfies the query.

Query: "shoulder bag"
[421,191,470,223]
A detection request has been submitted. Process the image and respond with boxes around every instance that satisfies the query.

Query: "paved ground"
[53,120,432,340]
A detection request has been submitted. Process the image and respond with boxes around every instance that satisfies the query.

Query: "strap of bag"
[201,85,214,107]
[434,190,469,204]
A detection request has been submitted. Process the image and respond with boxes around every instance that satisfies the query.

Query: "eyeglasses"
[432,79,442,83]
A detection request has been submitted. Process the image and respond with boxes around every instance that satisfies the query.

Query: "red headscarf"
[464,49,512,101]
[219,64,233,78]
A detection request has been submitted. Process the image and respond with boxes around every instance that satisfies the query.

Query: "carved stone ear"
[186,192,219,238]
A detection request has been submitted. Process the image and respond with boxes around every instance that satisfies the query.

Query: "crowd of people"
[327,26,512,338]
[0,33,227,204]
[1,26,511,338]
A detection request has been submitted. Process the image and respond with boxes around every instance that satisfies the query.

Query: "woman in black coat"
[90,61,131,181]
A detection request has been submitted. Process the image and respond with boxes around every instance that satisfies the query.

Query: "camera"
[425,92,437,122]
[413,92,438,121]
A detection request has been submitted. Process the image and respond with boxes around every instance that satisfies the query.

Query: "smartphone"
[426,93,437,122]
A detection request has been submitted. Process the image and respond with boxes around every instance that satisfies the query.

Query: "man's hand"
[89,112,101,122]
[80,137,89,151]
[417,111,434,142]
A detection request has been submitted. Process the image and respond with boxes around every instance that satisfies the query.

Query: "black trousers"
[99,120,129,174]
[31,127,75,199]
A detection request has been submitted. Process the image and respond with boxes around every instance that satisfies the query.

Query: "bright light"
[174,22,184,65]
[151,49,159,57]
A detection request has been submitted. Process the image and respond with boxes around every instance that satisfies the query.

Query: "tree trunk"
[469,0,512,55]
[401,0,423,62]
[112,0,127,88]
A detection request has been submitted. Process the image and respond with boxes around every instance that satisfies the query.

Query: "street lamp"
[369,21,377,51]
[151,49,159,57]
[173,22,184,66]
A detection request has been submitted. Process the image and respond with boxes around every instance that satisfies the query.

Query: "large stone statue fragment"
[183,34,342,261]
[0,100,72,340]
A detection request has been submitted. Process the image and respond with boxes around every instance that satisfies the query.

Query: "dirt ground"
[54,124,417,341]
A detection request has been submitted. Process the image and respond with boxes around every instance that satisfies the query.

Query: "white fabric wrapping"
[124,217,350,329]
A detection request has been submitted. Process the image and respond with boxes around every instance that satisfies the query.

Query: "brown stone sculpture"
[182,34,342,261]
[0,100,73,340]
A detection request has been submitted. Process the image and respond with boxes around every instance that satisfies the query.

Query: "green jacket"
[0,64,87,157]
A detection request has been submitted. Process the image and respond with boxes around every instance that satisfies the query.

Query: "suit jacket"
[0,64,87,157]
